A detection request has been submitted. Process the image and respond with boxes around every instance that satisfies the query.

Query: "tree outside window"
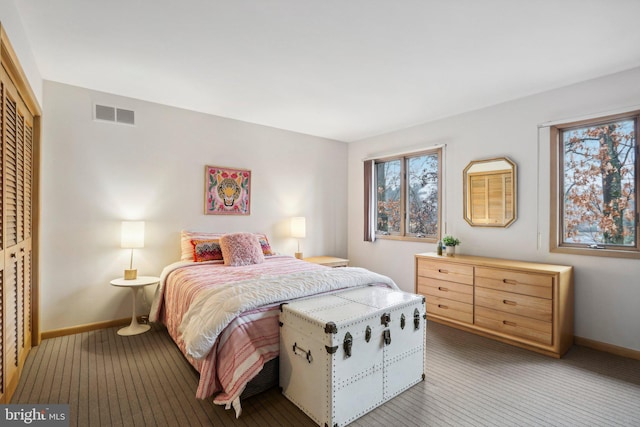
[407,154,439,236]
[552,112,639,258]
[374,148,441,241]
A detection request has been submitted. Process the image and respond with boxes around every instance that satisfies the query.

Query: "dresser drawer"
[475,267,553,299]
[475,287,552,322]
[417,260,473,285]
[475,306,552,345]
[426,295,473,324]
[417,276,473,304]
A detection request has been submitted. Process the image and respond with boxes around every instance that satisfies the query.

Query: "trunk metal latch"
[383,329,391,346]
[343,332,353,358]
[381,312,391,327]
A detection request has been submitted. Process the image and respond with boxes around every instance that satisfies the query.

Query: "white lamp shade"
[121,221,145,248]
[290,217,306,238]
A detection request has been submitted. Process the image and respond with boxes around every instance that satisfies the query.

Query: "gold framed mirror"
[463,157,517,227]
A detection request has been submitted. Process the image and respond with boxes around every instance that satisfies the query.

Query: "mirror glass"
[463,157,517,227]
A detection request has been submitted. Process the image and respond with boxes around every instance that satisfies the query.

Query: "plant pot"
[445,245,456,256]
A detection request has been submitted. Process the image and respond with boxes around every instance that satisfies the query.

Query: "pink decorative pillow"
[219,232,265,266]
[191,239,223,262]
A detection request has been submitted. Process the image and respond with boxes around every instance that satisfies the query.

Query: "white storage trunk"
[279,286,426,427]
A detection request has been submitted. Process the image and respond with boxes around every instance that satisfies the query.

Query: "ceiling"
[14,0,640,142]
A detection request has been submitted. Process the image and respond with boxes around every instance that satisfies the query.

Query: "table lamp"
[290,217,306,259]
[121,221,145,280]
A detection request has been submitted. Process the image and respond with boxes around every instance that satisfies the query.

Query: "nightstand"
[304,256,349,268]
[110,276,160,336]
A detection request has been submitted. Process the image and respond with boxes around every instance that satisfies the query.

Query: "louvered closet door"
[1,65,33,402]
[0,70,5,404]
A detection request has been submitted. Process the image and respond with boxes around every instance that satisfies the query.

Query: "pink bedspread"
[155,256,329,404]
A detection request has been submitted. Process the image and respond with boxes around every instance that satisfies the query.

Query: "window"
[366,147,442,242]
[551,111,639,258]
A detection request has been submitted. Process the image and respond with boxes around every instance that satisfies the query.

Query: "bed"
[149,231,398,416]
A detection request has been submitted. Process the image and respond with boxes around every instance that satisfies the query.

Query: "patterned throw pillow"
[180,230,224,261]
[257,235,275,256]
[191,239,223,262]
[219,232,265,266]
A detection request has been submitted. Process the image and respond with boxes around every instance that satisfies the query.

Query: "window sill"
[550,246,640,260]
[375,234,437,244]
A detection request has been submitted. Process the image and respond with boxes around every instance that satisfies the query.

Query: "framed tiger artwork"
[205,165,251,215]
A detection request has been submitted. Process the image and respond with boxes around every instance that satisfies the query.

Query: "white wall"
[41,81,347,331]
[0,0,43,105]
[348,67,640,352]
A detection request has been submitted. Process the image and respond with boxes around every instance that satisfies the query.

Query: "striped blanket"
[149,256,398,416]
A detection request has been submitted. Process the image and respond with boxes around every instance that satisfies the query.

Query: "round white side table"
[110,276,160,336]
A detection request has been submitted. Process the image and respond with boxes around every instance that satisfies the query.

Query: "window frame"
[550,110,640,259]
[373,147,442,243]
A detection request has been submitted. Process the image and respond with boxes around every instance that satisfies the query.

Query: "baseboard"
[41,317,136,339]
[575,336,640,361]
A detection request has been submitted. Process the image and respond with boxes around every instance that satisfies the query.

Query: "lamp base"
[295,252,303,260]
[124,269,138,280]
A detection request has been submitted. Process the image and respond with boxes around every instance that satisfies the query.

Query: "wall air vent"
[94,104,135,125]
[116,108,135,125]
[95,104,115,122]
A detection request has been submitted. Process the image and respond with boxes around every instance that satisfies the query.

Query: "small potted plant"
[442,235,460,256]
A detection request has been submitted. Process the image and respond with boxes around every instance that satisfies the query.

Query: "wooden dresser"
[415,252,574,358]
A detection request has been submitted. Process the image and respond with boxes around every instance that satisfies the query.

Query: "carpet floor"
[11,321,640,426]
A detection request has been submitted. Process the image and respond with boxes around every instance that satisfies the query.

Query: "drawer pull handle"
[438,269,449,274]
[502,300,517,306]
[437,304,448,309]
[438,286,448,292]
[502,320,517,327]
[503,279,517,285]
